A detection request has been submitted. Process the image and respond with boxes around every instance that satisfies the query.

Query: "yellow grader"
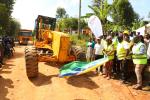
[25,15,86,78]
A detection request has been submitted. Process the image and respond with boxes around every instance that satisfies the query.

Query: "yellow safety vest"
[105,44,115,60]
[112,37,118,50]
[117,42,126,60]
[123,41,132,59]
[132,42,147,64]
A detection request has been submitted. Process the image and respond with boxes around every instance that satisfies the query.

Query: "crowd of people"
[0,36,15,68]
[86,31,150,90]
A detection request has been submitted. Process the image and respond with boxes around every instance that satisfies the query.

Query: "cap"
[123,30,129,34]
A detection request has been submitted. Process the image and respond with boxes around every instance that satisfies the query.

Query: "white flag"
[88,15,103,38]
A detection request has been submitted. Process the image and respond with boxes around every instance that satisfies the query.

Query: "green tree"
[111,0,135,30]
[0,0,14,15]
[9,18,21,36]
[89,0,111,32]
[0,3,7,35]
[0,0,15,35]
[0,3,9,34]
[131,13,143,30]
[57,17,87,32]
[56,7,67,19]
[92,0,101,8]
[58,18,77,31]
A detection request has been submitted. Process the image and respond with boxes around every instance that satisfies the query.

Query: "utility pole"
[78,0,81,38]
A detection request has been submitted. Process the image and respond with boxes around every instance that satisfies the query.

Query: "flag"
[88,15,103,38]
[59,57,109,77]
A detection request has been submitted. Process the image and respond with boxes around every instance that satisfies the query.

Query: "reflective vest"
[132,42,147,64]
[117,42,126,60]
[123,41,132,59]
[112,37,118,50]
[105,44,115,60]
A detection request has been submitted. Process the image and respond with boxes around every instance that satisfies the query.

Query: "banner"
[88,15,103,38]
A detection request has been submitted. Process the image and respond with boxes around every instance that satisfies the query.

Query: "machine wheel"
[25,46,38,78]
[71,46,86,61]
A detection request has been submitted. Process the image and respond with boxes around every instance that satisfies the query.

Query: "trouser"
[95,55,104,72]
[0,58,3,63]
[86,47,92,62]
[0,51,2,67]
[105,60,113,77]
[118,59,129,81]
[112,51,117,74]
[135,64,145,86]
[0,50,3,64]
[116,60,121,75]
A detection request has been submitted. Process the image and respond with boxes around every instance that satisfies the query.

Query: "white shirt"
[123,41,130,50]
[147,42,150,59]
[101,39,107,49]
[132,42,146,55]
[94,43,104,55]
[87,42,92,46]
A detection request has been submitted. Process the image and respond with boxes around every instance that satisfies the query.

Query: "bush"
[69,34,90,51]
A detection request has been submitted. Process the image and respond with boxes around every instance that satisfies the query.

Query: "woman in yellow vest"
[132,36,147,90]
[103,36,115,79]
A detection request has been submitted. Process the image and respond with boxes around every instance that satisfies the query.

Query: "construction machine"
[25,15,86,78]
[18,29,33,45]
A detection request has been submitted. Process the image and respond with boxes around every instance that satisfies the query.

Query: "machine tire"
[25,46,38,78]
[71,46,86,61]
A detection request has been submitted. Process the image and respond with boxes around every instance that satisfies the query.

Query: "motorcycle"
[4,43,14,58]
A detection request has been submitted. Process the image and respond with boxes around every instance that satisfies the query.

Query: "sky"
[12,0,150,30]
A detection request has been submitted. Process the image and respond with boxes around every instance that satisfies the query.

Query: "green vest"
[132,42,147,64]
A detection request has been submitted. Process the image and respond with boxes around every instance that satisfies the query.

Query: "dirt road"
[0,46,150,100]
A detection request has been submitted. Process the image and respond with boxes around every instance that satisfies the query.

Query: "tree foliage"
[92,0,101,8]
[56,7,67,19]
[89,0,110,25]
[0,0,14,15]
[111,0,136,30]
[0,3,9,33]
[57,18,87,32]
[9,18,21,36]
[89,0,111,32]
[0,0,16,35]
[89,0,138,32]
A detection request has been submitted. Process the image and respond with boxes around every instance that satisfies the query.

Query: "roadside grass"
[70,34,90,51]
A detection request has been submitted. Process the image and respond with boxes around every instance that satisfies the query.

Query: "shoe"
[111,75,116,79]
[102,73,106,76]
[122,80,128,84]
[99,72,103,76]
[93,71,98,75]
[103,75,108,78]
[142,86,150,91]
[106,77,111,80]
[133,85,142,90]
